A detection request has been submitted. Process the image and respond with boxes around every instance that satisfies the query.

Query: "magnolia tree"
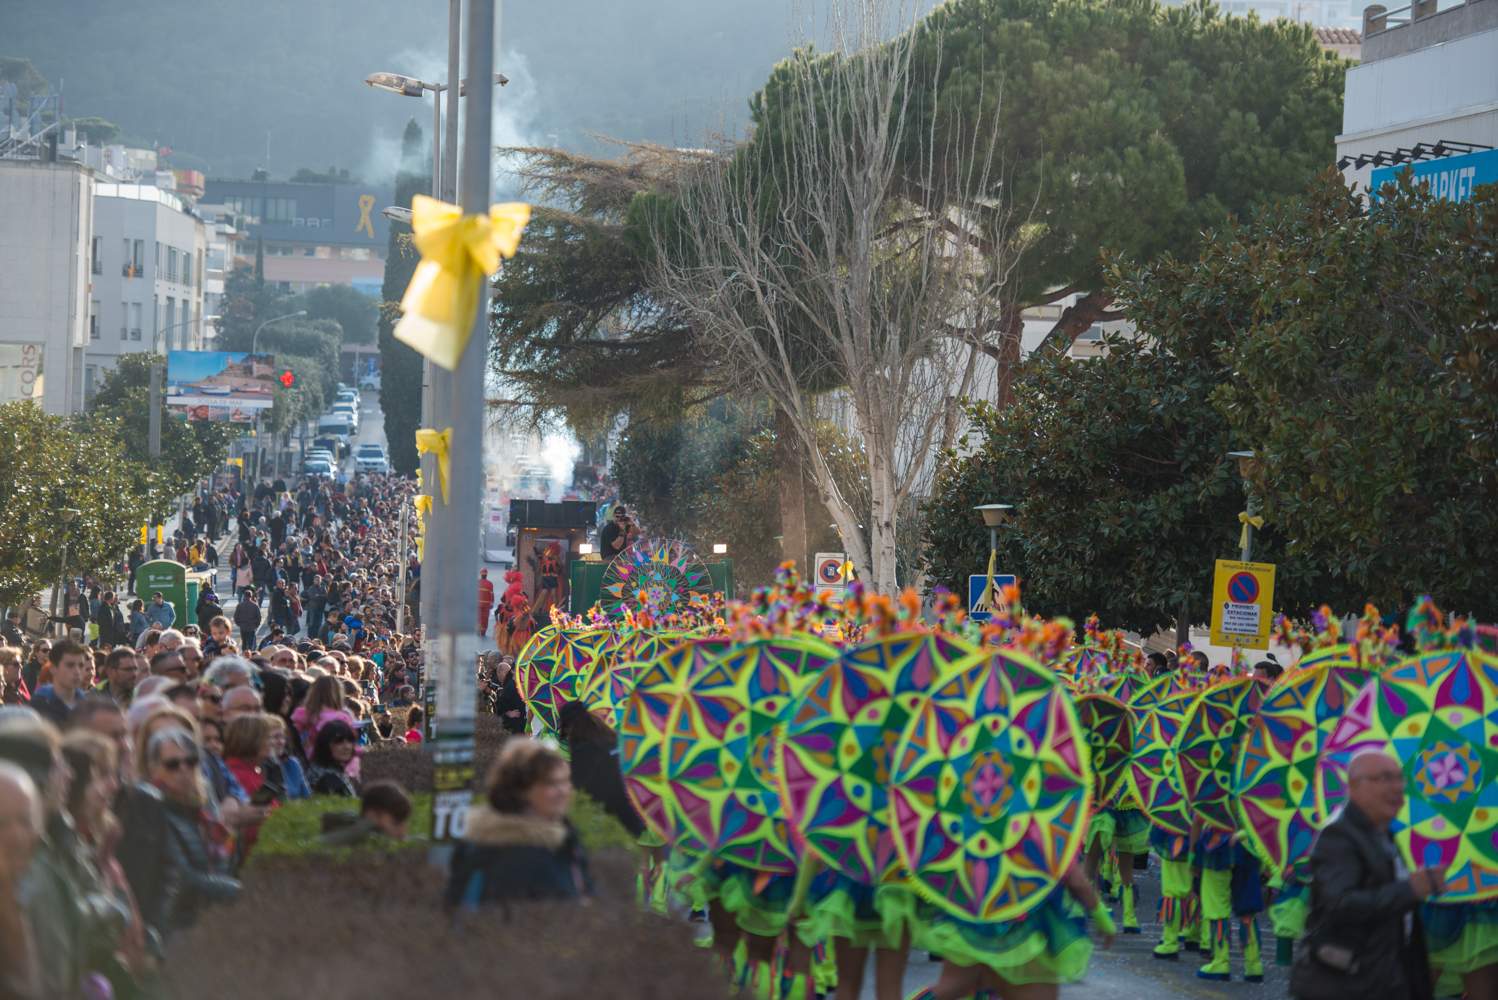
[650,2,1017,592]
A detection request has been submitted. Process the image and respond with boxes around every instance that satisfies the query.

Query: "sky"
[2,0,935,183]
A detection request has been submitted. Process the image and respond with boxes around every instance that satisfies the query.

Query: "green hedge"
[249,790,636,865]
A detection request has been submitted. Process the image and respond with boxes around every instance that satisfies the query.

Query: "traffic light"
[279,369,296,388]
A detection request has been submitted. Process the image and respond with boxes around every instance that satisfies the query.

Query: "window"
[265,197,296,223]
[166,247,177,283]
[130,303,142,339]
[155,241,161,269]
[125,239,144,278]
[90,300,100,340]
[91,237,102,275]
[120,301,128,342]
[166,297,176,348]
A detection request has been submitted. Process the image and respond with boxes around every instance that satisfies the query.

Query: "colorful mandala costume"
[777,632,973,948]
[1319,649,1498,983]
[600,538,713,618]
[518,628,618,733]
[888,645,1094,983]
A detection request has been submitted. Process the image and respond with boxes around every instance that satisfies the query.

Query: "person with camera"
[1292,749,1440,1000]
[599,504,639,560]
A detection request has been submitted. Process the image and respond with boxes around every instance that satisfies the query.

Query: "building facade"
[1337,0,1498,192]
[0,158,94,415]
[201,179,393,297]
[88,183,210,397]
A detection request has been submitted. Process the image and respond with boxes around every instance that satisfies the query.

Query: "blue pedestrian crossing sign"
[968,573,1016,622]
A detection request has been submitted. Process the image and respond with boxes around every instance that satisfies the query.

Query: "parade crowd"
[0,471,432,999]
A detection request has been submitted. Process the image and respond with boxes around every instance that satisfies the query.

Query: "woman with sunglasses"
[117,728,241,939]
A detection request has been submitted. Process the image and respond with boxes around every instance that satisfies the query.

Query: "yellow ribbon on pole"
[415,427,452,504]
[1238,511,1265,551]
[394,195,532,370]
[976,547,998,614]
[413,494,433,519]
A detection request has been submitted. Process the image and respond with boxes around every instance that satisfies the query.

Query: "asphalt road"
[863,865,1289,999]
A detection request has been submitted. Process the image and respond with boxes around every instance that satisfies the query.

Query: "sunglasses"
[158,754,200,772]
[199,692,222,704]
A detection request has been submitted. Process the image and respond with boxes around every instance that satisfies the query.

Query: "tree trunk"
[1032,289,1113,361]
[993,307,1026,409]
[1175,595,1190,653]
[867,442,901,594]
[774,406,809,573]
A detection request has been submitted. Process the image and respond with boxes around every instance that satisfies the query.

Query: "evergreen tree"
[378,118,431,475]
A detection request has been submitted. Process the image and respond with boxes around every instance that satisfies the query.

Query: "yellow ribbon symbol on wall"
[415,427,452,505]
[1238,511,1265,551]
[355,194,376,239]
[394,195,531,370]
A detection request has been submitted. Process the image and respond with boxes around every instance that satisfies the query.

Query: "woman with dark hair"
[444,738,592,909]
[305,720,358,797]
[557,701,643,837]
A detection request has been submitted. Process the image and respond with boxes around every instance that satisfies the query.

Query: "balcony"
[123,264,143,279]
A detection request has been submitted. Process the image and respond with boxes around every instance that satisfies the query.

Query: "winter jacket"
[96,603,128,647]
[305,763,358,797]
[1292,801,1432,1000]
[233,600,261,633]
[443,806,592,910]
[144,601,175,630]
[195,594,223,632]
[116,784,240,938]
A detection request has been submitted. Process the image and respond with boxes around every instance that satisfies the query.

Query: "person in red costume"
[477,568,495,637]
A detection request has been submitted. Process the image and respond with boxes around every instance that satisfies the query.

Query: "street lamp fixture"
[251,310,308,357]
[973,503,1014,529]
[382,206,414,226]
[364,72,439,98]
[1227,450,1257,479]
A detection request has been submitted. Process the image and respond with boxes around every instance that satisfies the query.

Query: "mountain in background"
[4,0,843,181]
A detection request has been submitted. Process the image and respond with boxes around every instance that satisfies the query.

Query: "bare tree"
[651,0,1017,593]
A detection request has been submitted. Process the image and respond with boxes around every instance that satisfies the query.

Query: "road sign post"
[1209,559,1277,650]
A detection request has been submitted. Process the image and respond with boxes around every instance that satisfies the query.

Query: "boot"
[1153,896,1182,960]
[1183,894,1202,952]
[748,960,776,1000]
[1120,884,1142,934]
[1242,917,1264,983]
[1101,852,1119,901]
[1195,919,1231,981]
[778,971,810,1000]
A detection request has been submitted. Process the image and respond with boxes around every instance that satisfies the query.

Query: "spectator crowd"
[0,471,434,999]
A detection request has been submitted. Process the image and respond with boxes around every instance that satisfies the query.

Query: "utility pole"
[396,501,410,635]
[147,359,163,558]
[428,0,492,845]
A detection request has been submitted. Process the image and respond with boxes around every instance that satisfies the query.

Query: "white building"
[1336,0,1498,192]
[87,183,210,398]
[0,157,94,415]
[1162,0,1377,30]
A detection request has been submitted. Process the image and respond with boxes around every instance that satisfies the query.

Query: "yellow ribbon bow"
[413,494,433,519]
[415,427,453,504]
[1238,510,1265,551]
[394,195,531,370]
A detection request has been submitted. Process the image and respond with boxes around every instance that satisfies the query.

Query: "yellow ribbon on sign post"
[393,195,531,370]
[1237,511,1265,551]
[415,428,452,505]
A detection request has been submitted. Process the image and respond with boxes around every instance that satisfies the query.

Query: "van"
[317,415,353,448]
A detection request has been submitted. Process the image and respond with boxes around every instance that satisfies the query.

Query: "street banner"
[1210,559,1277,650]
[968,573,1017,623]
[166,350,279,421]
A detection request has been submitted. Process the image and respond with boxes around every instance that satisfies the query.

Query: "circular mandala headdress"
[1075,692,1137,809]
[601,539,713,618]
[888,645,1092,922]
[777,632,977,886]
[1234,655,1375,876]
[1318,649,1498,902]
[1177,676,1264,834]
[662,635,837,872]
[618,637,732,841]
[1127,689,1198,839]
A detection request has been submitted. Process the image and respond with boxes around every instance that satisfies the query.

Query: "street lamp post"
[424,0,496,845]
[972,503,1013,612]
[1227,450,1259,562]
[49,508,82,636]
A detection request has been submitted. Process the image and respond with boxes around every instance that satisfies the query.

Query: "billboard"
[166,350,278,422]
[1371,148,1498,205]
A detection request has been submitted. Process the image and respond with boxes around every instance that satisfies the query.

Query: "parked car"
[358,372,381,391]
[354,443,389,475]
[302,456,336,478]
[329,401,359,432]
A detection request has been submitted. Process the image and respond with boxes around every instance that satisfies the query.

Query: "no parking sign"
[814,551,846,601]
[1210,559,1277,650]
